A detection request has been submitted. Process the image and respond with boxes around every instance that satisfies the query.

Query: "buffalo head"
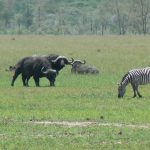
[41,67,57,86]
[51,56,74,65]
[50,56,74,72]
[70,60,86,73]
[71,60,86,67]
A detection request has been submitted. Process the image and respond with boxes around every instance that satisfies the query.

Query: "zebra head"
[118,83,126,98]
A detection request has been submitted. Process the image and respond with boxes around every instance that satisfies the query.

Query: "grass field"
[0,35,150,149]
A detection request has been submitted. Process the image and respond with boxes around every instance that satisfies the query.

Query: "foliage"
[0,0,149,34]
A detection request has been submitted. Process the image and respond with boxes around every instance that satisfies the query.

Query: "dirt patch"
[28,121,150,129]
[97,122,149,129]
[29,121,96,127]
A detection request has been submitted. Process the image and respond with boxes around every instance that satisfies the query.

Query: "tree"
[96,1,110,35]
[15,14,23,33]
[23,0,33,29]
[111,0,129,35]
[0,0,149,34]
[131,0,150,34]
[1,0,15,29]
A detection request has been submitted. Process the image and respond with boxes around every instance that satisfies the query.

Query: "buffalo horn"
[68,58,74,64]
[82,60,86,64]
[76,60,86,64]
[51,56,74,63]
[41,67,56,74]
[51,56,67,63]
[70,60,86,65]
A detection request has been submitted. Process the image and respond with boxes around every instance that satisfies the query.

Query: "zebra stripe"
[118,67,150,98]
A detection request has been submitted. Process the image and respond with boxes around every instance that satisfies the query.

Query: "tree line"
[0,0,149,35]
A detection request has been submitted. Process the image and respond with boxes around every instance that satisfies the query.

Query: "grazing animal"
[71,60,99,74]
[118,67,150,98]
[11,56,57,87]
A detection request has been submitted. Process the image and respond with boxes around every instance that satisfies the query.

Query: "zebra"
[118,67,150,98]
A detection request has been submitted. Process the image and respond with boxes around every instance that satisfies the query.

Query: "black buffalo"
[11,56,57,87]
[10,54,73,87]
[71,60,99,74]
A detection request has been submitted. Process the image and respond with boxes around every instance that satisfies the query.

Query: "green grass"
[0,35,150,149]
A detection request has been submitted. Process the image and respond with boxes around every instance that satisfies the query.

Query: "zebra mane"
[121,72,129,83]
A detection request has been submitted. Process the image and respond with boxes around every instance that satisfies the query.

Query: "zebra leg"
[136,86,142,98]
[131,83,137,98]
[133,84,142,98]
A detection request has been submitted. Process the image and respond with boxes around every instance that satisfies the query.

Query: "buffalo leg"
[50,81,55,86]
[25,76,31,87]
[47,78,55,87]
[33,76,40,87]
[51,79,56,86]
[22,74,27,86]
[22,74,31,87]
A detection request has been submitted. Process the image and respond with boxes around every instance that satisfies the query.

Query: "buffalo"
[46,54,74,74]
[71,60,99,74]
[11,56,57,87]
[10,54,73,87]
